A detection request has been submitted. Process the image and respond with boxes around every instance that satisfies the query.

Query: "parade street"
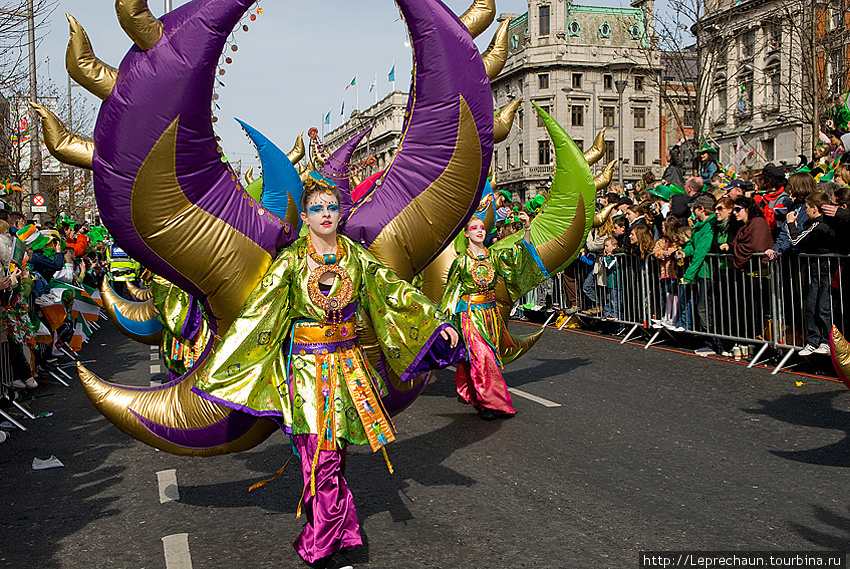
[3,321,849,569]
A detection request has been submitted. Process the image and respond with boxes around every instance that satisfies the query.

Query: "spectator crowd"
[491,138,850,360]
[0,211,119,444]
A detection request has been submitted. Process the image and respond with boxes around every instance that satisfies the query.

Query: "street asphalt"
[1,319,848,569]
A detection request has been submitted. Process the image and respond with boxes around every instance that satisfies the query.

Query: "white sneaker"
[651,319,663,329]
[11,379,26,389]
[814,343,830,355]
[695,347,715,356]
[798,345,817,357]
[25,378,38,389]
[671,326,686,332]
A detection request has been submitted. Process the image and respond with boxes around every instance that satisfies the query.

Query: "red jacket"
[67,233,89,257]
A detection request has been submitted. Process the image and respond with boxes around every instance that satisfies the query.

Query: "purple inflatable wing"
[94,0,296,332]
[341,0,494,283]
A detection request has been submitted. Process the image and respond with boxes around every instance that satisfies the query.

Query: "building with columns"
[323,91,408,179]
[492,0,663,200]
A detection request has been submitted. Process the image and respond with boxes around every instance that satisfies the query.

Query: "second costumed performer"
[193,176,462,568]
[441,209,548,420]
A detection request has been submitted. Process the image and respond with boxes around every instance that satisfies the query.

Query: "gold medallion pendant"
[467,250,495,291]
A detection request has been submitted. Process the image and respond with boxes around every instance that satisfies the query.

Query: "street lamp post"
[608,61,635,187]
[165,0,172,12]
[26,0,40,200]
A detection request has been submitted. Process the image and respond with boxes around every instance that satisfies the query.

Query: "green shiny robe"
[194,235,451,447]
[441,239,546,363]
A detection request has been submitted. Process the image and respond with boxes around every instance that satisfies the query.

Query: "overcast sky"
[31,0,633,174]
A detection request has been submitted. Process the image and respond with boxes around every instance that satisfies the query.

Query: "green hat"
[648,184,672,201]
[669,184,685,195]
[697,138,717,154]
[525,194,546,214]
[498,189,512,201]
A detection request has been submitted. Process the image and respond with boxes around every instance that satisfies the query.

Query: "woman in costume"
[193,177,461,569]
[441,209,548,420]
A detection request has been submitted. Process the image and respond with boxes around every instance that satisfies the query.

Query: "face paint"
[301,194,341,236]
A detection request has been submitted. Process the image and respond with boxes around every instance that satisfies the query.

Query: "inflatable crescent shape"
[830,326,850,390]
[77,361,277,456]
[235,118,304,225]
[92,0,295,332]
[488,103,595,361]
[126,280,154,301]
[341,0,494,283]
[48,0,499,454]
[101,279,163,345]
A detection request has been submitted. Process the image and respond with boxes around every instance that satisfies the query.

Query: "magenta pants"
[292,434,363,564]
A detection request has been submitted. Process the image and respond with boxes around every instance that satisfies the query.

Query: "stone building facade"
[492,0,663,200]
[322,90,407,178]
[693,0,845,173]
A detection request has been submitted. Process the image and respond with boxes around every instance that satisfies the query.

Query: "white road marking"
[150,353,160,361]
[446,366,561,407]
[150,364,161,374]
[162,533,193,569]
[508,387,562,408]
[150,345,159,351]
[157,469,180,503]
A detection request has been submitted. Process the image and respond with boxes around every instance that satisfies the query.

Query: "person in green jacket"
[677,194,725,356]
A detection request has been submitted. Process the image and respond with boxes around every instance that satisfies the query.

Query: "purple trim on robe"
[398,322,464,382]
[180,297,205,340]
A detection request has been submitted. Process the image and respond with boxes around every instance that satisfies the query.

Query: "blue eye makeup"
[328,205,339,212]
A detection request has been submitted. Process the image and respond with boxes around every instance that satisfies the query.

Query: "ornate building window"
[572,105,584,127]
[634,141,646,165]
[538,140,551,165]
[599,22,611,38]
[539,5,550,36]
[569,21,580,36]
[629,24,641,40]
[603,106,615,127]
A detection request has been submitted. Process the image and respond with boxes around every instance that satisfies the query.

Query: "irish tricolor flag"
[52,281,100,322]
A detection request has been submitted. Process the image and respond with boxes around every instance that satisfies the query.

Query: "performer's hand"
[441,327,459,348]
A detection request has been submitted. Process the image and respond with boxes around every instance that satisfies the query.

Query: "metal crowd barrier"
[520,252,850,376]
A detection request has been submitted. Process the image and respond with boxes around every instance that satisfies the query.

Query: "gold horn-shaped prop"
[494,275,544,364]
[593,204,616,229]
[460,0,496,39]
[77,362,278,456]
[100,278,162,345]
[482,19,511,81]
[594,160,617,191]
[285,191,300,231]
[115,0,163,51]
[287,132,305,164]
[494,98,522,144]
[583,129,606,166]
[66,14,117,101]
[831,326,850,388]
[130,119,273,330]
[30,103,94,169]
[244,166,255,186]
[126,280,154,301]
